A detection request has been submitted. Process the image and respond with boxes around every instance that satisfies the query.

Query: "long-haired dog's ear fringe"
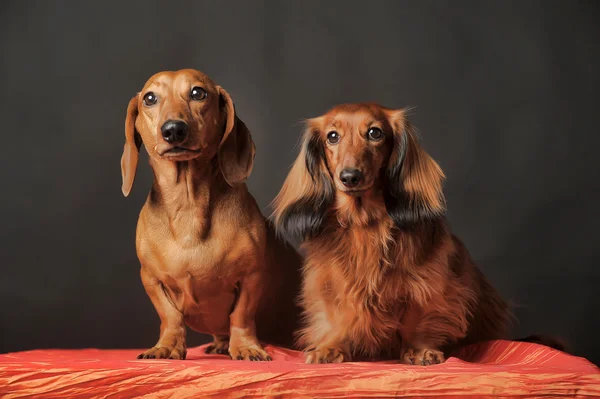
[272,125,334,243]
[276,172,334,243]
[305,133,325,180]
[384,120,446,229]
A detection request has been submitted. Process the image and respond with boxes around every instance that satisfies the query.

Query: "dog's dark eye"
[143,92,158,106]
[367,127,383,141]
[190,86,207,101]
[327,131,340,144]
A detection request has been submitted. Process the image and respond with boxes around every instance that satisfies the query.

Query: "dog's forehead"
[326,107,384,130]
[142,69,216,91]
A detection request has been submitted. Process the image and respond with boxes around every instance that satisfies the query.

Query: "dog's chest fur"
[302,203,452,357]
[303,217,403,356]
[136,192,263,335]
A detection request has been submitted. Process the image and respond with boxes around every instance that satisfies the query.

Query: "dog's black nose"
[161,120,188,144]
[339,168,364,188]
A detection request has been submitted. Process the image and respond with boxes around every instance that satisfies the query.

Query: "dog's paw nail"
[236,355,244,360]
[266,355,272,361]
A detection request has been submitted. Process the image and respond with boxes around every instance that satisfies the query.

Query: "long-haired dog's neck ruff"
[304,188,450,276]
[332,188,390,228]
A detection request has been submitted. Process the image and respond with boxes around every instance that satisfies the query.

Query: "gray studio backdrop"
[1,1,598,364]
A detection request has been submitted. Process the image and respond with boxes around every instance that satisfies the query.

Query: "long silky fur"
[384,122,447,229]
[273,123,334,243]
[272,107,511,360]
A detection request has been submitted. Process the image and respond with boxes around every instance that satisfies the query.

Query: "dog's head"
[121,69,255,196]
[272,103,445,241]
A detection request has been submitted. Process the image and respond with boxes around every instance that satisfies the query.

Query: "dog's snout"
[339,169,364,188]
[161,120,188,144]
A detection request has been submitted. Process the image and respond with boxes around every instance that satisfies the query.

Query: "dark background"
[1,1,598,365]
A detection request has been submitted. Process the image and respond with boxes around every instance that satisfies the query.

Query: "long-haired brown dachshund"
[272,103,511,365]
[121,69,302,361]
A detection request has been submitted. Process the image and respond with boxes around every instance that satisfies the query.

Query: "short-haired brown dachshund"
[272,103,512,365]
[121,69,302,361]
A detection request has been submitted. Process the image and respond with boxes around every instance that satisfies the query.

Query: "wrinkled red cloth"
[1,340,598,398]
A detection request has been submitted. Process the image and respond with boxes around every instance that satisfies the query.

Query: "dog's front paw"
[205,336,230,355]
[205,344,229,355]
[401,348,445,365]
[305,347,348,364]
[137,344,187,360]
[229,343,272,361]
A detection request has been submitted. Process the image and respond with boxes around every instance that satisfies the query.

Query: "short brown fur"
[122,69,302,361]
[273,103,510,364]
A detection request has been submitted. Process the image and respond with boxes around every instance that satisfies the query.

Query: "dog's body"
[121,69,301,360]
[273,103,511,364]
[297,221,508,363]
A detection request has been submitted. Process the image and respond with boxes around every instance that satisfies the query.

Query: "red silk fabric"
[1,340,598,398]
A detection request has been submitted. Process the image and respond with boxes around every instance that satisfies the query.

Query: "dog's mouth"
[159,147,202,158]
[338,183,374,197]
[343,189,368,197]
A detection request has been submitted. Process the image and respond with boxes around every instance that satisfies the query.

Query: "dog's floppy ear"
[272,117,334,243]
[384,109,446,227]
[121,95,141,197]
[217,86,256,186]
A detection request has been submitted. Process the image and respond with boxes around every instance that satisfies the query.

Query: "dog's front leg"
[399,307,450,366]
[137,267,187,360]
[302,313,351,364]
[228,272,272,361]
